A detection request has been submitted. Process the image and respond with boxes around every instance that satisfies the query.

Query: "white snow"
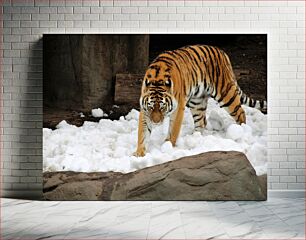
[43,99,267,175]
[91,108,108,117]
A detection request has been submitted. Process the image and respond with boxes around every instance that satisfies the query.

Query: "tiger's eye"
[165,80,171,87]
[145,79,150,86]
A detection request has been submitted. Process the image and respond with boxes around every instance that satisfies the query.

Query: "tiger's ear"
[165,80,172,87]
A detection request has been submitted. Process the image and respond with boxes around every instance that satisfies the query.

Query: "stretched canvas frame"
[43,34,267,200]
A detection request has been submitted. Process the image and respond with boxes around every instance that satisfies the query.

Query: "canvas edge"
[1,190,304,200]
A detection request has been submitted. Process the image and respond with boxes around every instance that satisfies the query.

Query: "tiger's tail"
[238,87,267,114]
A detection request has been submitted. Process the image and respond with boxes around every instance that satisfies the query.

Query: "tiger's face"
[140,66,177,125]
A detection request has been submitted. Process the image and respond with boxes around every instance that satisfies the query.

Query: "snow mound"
[43,99,267,175]
[91,108,108,117]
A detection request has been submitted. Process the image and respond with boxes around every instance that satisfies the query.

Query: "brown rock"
[43,151,266,201]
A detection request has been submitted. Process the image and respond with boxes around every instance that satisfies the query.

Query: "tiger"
[134,45,267,157]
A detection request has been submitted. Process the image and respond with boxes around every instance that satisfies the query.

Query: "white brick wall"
[1,0,305,197]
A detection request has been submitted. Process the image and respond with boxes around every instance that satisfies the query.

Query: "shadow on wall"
[4,38,44,200]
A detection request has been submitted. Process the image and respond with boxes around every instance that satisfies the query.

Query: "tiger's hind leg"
[217,87,246,124]
[188,97,208,131]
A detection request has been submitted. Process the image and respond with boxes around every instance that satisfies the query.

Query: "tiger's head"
[140,63,177,125]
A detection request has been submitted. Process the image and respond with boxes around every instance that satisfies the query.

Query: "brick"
[4,21,20,28]
[121,20,139,28]
[148,0,167,6]
[65,0,82,6]
[177,7,196,14]
[288,183,305,189]
[131,0,147,6]
[150,14,168,21]
[83,13,100,21]
[158,7,176,14]
[35,0,49,6]
[3,14,11,21]
[114,0,130,6]
[90,7,104,13]
[107,21,121,28]
[57,20,72,28]
[289,169,304,176]
[268,176,279,183]
[12,28,31,35]
[12,13,31,20]
[139,21,158,28]
[4,176,20,183]
[49,0,65,6]
[83,0,99,6]
[4,49,20,57]
[210,21,234,28]
[65,14,83,20]
[288,154,304,162]
[164,14,182,21]
[279,128,297,135]
[28,170,42,176]
[195,8,209,14]
[297,176,305,183]
[21,20,39,27]
[209,7,225,13]
[280,162,296,169]
[280,176,296,183]
[32,13,49,20]
[90,21,107,28]
[130,14,149,21]
[104,6,121,13]
[57,6,73,14]
[185,14,202,21]
[113,14,129,21]
[74,7,90,13]
[74,21,90,28]
[158,21,176,28]
[4,6,21,13]
[12,170,28,177]
[12,0,34,6]
[39,7,57,14]
[218,1,244,6]
[20,176,37,183]
[287,149,305,155]
[12,43,30,50]
[121,7,138,14]
[271,183,288,190]
[289,121,304,128]
[296,141,304,148]
[50,14,65,20]
[21,6,39,13]
[100,0,115,7]
[138,6,157,13]
[99,14,113,20]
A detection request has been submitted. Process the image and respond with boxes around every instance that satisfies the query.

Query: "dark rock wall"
[43,34,149,111]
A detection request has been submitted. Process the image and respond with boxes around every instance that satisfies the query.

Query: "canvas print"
[43,34,267,200]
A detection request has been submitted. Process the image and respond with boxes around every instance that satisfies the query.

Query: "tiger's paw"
[133,148,146,157]
[165,137,176,147]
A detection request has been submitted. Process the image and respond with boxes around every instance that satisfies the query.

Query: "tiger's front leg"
[134,111,151,157]
[166,106,185,146]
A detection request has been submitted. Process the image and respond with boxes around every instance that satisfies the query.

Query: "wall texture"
[1,0,305,198]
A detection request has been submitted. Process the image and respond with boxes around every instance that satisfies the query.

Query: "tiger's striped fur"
[134,45,267,157]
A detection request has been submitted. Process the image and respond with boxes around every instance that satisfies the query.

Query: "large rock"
[43,34,149,111]
[43,151,267,201]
